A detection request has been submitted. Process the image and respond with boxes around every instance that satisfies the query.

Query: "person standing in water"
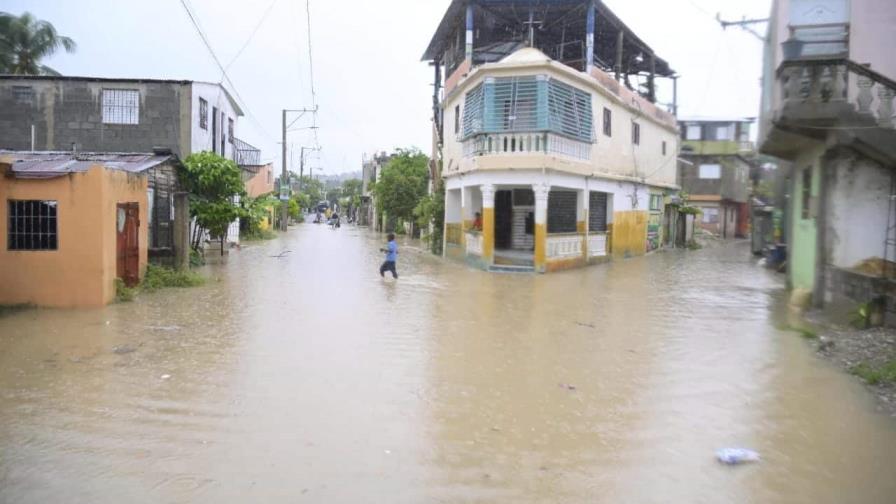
[379,233,398,279]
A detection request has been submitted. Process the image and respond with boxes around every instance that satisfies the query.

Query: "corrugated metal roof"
[0,151,173,179]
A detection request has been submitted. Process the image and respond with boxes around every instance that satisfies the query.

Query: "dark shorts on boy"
[380,260,398,279]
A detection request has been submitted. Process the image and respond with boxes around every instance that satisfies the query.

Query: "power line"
[178,0,277,141]
[305,0,317,106]
[224,0,280,71]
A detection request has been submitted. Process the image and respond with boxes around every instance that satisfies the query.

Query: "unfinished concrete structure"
[425,0,680,272]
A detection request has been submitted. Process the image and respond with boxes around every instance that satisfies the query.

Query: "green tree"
[0,12,76,75]
[373,148,430,231]
[414,184,445,254]
[180,152,247,255]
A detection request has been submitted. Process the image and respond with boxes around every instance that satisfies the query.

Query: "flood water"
[2,222,896,503]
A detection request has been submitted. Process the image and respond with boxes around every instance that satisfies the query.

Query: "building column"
[533,183,549,273]
[585,1,596,74]
[579,188,589,260]
[173,192,190,271]
[465,3,474,62]
[481,183,496,264]
[460,185,469,248]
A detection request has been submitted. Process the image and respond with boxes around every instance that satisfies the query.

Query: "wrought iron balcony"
[233,137,262,167]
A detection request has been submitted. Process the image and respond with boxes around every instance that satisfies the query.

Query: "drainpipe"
[30,124,35,151]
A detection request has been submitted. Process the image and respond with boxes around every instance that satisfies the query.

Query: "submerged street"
[2,223,896,503]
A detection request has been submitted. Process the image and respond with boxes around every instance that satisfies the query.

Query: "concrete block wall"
[0,79,188,158]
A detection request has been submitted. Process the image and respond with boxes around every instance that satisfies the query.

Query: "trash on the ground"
[558,383,576,391]
[716,448,760,465]
[112,344,136,355]
[160,374,171,380]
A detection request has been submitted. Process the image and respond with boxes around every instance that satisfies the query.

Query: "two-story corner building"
[678,117,755,239]
[0,76,263,250]
[424,0,680,273]
[758,0,896,315]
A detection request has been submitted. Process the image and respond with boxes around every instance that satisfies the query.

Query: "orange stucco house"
[0,151,174,308]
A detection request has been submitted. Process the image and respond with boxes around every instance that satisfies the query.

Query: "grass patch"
[0,303,34,317]
[242,228,277,241]
[115,279,138,303]
[850,361,896,386]
[784,324,818,339]
[142,265,205,291]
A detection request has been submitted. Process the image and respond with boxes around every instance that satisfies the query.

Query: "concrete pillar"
[586,1,595,74]
[481,183,496,264]
[460,185,469,248]
[533,183,549,273]
[579,188,589,260]
[465,3,474,62]
[173,192,190,271]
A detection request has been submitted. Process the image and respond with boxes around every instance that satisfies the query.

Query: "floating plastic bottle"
[716,448,760,465]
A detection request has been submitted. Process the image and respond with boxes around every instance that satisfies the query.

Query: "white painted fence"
[547,234,582,259]
[588,233,608,257]
[465,232,483,256]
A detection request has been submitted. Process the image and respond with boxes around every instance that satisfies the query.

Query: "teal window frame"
[461,75,593,143]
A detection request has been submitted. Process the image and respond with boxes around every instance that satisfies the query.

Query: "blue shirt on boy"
[386,240,398,262]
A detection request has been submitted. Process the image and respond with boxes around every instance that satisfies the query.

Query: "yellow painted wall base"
[534,222,547,272]
[546,256,587,272]
[611,211,648,258]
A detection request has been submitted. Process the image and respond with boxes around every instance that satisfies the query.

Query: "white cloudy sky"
[5,0,771,175]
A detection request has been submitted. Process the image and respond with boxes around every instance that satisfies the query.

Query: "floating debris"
[716,448,760,465]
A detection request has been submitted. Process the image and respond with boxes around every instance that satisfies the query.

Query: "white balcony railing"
[463,132,591,161]
[465,232,483,256]
[547,234,582,259]
[587,233,608,257]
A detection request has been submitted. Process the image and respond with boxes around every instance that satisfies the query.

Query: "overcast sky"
[5,0,771,175]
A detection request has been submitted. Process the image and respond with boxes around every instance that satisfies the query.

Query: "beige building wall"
[0,165,148,308]
[244,163,275,197]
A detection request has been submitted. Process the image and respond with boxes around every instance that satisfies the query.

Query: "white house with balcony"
[424,0,680,272]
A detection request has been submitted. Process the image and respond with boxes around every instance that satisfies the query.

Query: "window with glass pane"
[7,200,58,250]
[102,89,139,124]
[199,98,208,130]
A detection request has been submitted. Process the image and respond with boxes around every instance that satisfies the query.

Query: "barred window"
[7,200,58,251]
[632,122,641,145]
[228,117,234,143]
[546,78,593,142]
[102,89,139,125]
[199,98,208,130]
[13,86,33,104]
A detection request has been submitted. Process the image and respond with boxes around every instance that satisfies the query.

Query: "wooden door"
[117,203,140,287]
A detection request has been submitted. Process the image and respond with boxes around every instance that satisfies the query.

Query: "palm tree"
[0,12,76,75]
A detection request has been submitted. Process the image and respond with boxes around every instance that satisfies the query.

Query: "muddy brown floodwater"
[2,223,896,503]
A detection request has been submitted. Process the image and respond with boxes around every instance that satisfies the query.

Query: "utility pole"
[717,14,769,41]
[279,107,318,231]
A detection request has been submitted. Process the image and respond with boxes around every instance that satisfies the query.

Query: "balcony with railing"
[233,137,262,167]
[459,74,594,163]
[761,20,896,160]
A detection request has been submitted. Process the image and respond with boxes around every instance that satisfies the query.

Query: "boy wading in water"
[380,233,399,279]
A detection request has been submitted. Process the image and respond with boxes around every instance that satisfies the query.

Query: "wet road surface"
[2,223,896,503]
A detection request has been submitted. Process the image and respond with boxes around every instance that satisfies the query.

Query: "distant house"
[360,152,393,229]
[241,162,275,231]
[0,151,175,307]
[678,117,754,239]
[0,75,263,250]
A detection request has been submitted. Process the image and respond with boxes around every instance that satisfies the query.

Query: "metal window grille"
[13,86,33,104]
[662,140,667,155]
[589,192,608,232]
[102,89,139,124]
[487,76,540,133]
[462,82,485,138]
[7,200,58,251]
[632,122,641,145]
[199,98,208,130]
[547,79,593,142]
[228,118,234,143]
[547,190,577,233]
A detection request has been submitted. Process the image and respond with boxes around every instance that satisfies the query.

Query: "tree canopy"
[0,12,76,75]
[373,148,430,223]
[181,152,246,252]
